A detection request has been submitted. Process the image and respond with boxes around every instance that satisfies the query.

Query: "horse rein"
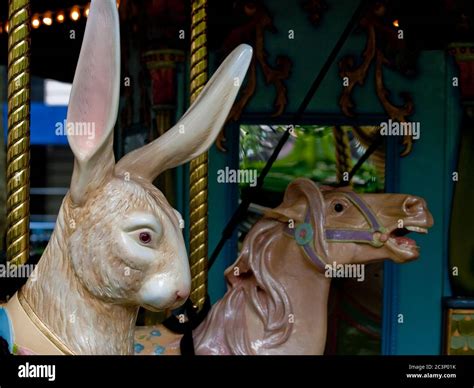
[284,191,387,271]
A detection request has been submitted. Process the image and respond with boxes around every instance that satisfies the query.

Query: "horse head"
[196,178,434,355]
[265,178,434,271]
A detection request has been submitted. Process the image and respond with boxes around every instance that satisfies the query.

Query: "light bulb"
[43,13,53,26]
[32,16,41,29]
[71,7,81,21]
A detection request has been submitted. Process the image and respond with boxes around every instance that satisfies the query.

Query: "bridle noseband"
[284,191,387,271]
[325,191,387,248]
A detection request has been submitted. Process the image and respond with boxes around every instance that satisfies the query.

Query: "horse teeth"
[405,226,428,234]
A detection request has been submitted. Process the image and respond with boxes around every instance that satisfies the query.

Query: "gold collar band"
[8,289,75,355]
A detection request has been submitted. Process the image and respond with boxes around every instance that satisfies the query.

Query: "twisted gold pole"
[189,0,208,311]
[332,126,353,185]
[6,0,31,266]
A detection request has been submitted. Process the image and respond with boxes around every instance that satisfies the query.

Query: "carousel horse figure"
[0,0,252,355]
[136,179,433,355]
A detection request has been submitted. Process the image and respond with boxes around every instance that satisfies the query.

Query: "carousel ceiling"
[0,0,90,82]
[0,0,472,83]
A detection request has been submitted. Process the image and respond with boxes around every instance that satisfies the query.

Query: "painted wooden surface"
[204,0,462,354]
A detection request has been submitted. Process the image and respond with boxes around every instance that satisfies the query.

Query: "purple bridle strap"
[300,244,326,272]
[283,213,327,272]
[325,229,376,242]
[283,190,387,271]
[325,191,387,247]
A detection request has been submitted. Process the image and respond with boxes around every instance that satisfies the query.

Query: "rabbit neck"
[21,210,138,355]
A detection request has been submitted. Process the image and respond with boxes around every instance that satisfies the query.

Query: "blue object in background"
[0,307,13,353]
[3,103,68,145]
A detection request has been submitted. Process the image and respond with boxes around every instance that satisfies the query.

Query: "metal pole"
[6,0,31,266]
[189,0,209,311]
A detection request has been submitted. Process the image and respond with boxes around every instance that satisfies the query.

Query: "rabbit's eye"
[139,232,152,244]
[123,213,161,247]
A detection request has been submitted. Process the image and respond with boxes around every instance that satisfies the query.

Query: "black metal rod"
[337,133,384,187]
[348,134,384,181]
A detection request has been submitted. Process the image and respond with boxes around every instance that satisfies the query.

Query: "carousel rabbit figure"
[0,0,252,355]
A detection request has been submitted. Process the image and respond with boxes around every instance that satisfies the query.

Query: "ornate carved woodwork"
[218,1,293,151]
[449,44,474,105]
[302,0,328,26]
[339,2,415,156]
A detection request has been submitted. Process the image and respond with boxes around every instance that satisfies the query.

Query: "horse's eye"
[139,232,152,244]
[334,203,344,213]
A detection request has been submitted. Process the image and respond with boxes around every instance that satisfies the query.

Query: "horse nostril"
[403,196,424,215]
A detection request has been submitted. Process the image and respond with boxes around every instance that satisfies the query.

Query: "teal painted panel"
[395,51,457,355]
[203,1,462,355]
[207,125,241,303]
[444,57,463,298]
[206,52,240,303]
[241,0,384,115]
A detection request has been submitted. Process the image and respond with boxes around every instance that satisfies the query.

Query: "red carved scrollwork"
[338,3,415,156]
[218,1,293,151]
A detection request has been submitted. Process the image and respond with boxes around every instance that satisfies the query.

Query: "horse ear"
[264,204,306,224]
[268,178,327,256]
[320,184,352,192]
[265,178,322,223]
[67,0,120,204]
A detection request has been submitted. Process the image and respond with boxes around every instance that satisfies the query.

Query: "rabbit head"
[64,0,252,311]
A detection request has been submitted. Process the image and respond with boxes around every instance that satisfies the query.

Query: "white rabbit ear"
[67,0,120,204]
[115,44,253,182]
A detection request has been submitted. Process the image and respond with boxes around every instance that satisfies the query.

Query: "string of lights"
[0,1,120,34]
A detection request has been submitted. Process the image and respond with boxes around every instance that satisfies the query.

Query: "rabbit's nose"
[176,290,189,300]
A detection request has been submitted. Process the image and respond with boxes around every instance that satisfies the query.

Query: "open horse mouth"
[386,225,429,261]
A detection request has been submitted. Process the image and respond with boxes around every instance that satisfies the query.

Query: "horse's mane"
[196,179,327,354]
